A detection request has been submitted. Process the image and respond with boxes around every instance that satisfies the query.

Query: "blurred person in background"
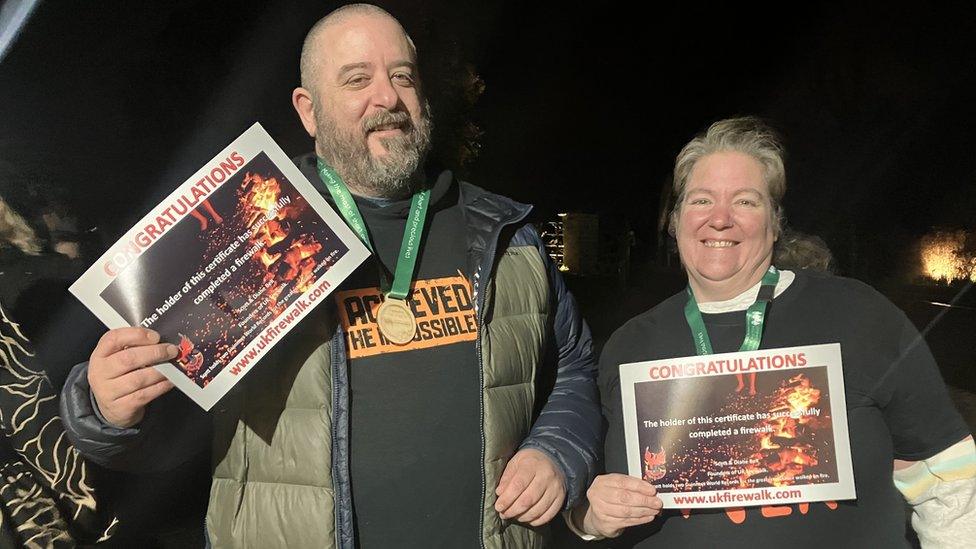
[0,196,114,546]
[774,228,836,274]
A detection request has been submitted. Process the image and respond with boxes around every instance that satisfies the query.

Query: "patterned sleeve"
[0,303,116,546]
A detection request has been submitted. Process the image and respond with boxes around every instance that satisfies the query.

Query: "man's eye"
[347,75,369,87]
[689,198,710,205]
[392,72,415,86]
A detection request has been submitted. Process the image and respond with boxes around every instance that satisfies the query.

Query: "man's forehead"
[317,14,415,71]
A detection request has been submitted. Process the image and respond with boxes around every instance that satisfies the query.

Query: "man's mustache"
[362,110,414,133]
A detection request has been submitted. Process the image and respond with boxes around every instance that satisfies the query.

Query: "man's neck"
[336,170,421,202]
[349,181,417,201]
[355,194,400,208]
[344,181,389,199]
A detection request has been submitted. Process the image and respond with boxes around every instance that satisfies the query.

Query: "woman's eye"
[738,196,766,207]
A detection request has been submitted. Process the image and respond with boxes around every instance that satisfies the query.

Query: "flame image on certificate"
[99,152,348,388]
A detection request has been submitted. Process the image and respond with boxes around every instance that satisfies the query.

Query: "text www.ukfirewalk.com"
[672,488,803,505]
[228,277,333,375]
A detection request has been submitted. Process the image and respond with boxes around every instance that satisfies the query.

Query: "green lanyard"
[683,266,780,355]
[316,159,429,300]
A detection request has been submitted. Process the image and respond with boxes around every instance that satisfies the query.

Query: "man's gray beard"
[316,106,432,199]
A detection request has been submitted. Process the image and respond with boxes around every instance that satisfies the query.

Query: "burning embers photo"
[100,152,349,389]
[239,171,325,316]
[735,373,835,489]
[633,367,838,493]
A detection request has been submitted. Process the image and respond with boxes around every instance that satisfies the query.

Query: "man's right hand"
[88,328,177,428]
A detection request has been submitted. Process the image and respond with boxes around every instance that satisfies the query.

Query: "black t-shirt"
[600,270,970,548]
[328,172,481,548]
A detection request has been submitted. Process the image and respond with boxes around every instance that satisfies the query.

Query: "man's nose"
[370,75,400,110]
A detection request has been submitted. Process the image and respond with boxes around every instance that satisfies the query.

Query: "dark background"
[3,0,975,270]
[2,1,974,547]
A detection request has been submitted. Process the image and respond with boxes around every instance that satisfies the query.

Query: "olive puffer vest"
[207,192,553,548]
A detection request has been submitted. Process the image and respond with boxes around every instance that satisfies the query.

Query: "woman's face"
[676,151,777,301]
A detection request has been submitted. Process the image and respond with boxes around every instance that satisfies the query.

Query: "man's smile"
[368,125,405,137]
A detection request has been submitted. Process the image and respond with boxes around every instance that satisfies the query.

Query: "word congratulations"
[648,352,807,380]
[102,151,247,277]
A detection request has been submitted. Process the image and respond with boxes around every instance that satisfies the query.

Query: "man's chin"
[365,148,393,162]
[367,134,409,156]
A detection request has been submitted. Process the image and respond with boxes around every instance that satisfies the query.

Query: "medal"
[376,298,417,344]
[317,159,430,346]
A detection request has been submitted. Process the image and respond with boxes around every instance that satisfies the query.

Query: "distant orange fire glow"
[919,230,975,283]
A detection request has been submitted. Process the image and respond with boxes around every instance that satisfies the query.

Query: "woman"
[571,118,974,547]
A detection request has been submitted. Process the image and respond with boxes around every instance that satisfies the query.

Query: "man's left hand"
[494,448,566,526]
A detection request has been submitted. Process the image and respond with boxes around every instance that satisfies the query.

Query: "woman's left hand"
[580,473,664,538]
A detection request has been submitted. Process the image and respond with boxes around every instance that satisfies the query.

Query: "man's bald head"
[299,4,417,93]
[291,3,430,198]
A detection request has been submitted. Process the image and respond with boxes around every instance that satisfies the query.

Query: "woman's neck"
[688,261,772,303]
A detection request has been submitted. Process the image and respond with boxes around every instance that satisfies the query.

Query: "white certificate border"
[619,343,856,508]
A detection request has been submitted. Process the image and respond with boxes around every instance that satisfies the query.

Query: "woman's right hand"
[581,473,664,538]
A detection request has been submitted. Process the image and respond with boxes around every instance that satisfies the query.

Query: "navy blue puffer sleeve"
[513,225,602,509]
[60,361,210,473]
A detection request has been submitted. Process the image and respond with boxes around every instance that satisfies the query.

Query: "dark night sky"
[2,1,975,277]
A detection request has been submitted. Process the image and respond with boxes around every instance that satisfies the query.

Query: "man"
[60,4,601,548]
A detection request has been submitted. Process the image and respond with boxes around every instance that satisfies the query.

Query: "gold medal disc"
[376,298,417,345]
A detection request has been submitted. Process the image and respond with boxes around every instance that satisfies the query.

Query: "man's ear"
[292,87,317,138]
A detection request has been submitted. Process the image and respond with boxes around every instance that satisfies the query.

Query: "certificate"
[619,343,856,508]
[71,123,369,410]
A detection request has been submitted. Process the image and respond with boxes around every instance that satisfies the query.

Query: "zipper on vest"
[474,206,530,548]
[475,261,488,549]
[329,336,343,549]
